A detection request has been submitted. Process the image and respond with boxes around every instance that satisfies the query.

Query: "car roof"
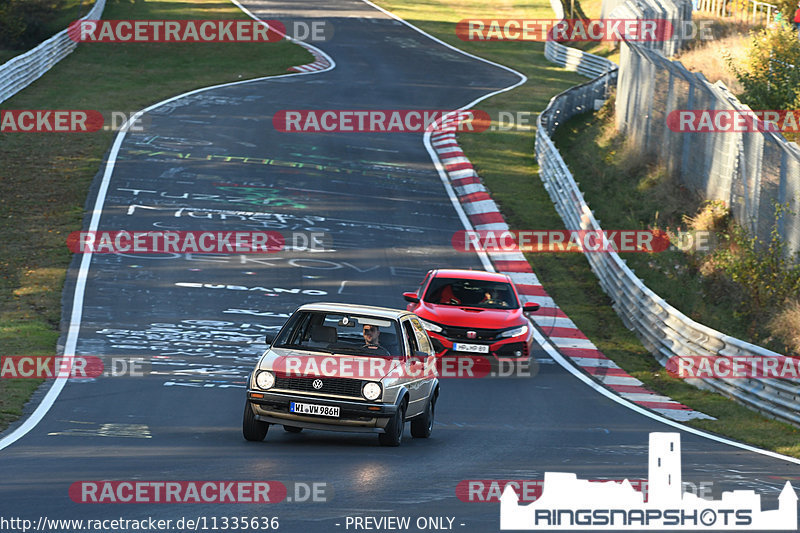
[431,269,511,283]
[296,302,413,320]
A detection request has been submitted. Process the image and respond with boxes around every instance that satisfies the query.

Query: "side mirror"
[265,333,275,345]
[523,302,540,313]
[403,291,420,303]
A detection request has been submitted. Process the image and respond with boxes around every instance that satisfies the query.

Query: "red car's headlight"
[498,325,528,339]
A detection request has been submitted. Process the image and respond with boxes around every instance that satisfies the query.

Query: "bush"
[776,0,800,21]
[727,24,800,111]
[708,203,800,325]
[768,299,800,356]
[0,0,67,49]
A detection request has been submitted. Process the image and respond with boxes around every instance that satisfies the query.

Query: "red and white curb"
[289,46,332,73]
[229,0,332,74]
[428,113,714,423]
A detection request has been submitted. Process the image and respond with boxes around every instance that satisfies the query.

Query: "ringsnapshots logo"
[500,433,798,530]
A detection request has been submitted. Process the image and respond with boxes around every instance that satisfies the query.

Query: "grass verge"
[374,0,800,457]
[0,0,311,433]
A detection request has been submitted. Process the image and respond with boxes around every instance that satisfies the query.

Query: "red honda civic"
[402,269,539,367]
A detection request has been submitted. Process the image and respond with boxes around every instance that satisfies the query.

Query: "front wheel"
[410,394,435,438]
[378,400,406,447]
[242,401,269,441]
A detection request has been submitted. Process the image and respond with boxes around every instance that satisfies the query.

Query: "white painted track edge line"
[0,0,336,452]
[230,0,335,71]
[360,0,800,465]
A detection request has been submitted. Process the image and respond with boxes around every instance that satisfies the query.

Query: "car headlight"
[499,325,528,339]
[362,382,382,401]
[255,370,275,390]
[418,318,443,333]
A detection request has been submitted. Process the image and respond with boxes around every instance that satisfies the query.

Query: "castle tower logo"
[500,433,797,530]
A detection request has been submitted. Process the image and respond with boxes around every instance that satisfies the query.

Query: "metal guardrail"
[0,0,106,104]
[607,0,693,58]
[538,6,800,427]
[544,40,617,78]
[536,80,800,427]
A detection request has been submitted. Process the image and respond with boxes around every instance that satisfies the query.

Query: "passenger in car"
[439,284,461,305]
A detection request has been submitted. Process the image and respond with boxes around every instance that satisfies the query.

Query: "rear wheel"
[378,400,406,447]
[283,425,303,433]
[410,394,435,438]
[242,401,269,442]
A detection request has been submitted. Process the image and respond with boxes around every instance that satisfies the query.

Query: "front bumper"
[246,390,397,433]
[428,332,530,359]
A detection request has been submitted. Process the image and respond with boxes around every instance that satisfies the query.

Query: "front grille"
[442,325,503,342]
[274,376,363,398]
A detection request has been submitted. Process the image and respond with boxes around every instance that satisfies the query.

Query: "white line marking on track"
[358,0,800,465]
[0,1,336,452]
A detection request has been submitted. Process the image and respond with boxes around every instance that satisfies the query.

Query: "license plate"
[290,402,340,417]
[453,343,489,353]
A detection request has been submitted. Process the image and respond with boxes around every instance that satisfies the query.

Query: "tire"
[283,425,303,433]
[242,401,269,442]
[410,393,435,438]
[378,400,406,447]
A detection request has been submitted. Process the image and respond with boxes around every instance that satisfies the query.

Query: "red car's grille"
[441,326,502,341]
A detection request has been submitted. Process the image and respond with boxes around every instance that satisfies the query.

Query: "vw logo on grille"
[312,379,323,390]
[467,330,477,339]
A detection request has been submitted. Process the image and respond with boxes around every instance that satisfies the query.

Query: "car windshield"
[272,311,403,357]
[423,277,519,309]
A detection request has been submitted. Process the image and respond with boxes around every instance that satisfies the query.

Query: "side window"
[410,319,434,356]
[418,271,432,297]
[402,320,419,356]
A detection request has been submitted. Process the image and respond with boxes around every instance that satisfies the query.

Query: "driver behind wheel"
[481,288,509,307]
[362,324,390,355]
